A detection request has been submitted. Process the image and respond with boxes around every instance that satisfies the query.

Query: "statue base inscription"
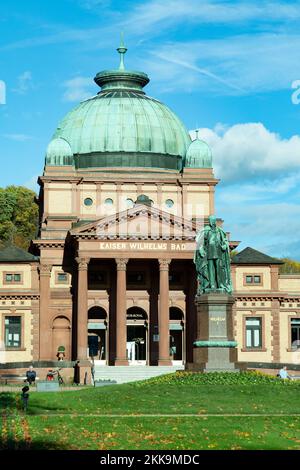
[186,293,245,372]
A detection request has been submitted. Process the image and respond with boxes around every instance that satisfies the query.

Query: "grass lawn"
[0,371,300,450]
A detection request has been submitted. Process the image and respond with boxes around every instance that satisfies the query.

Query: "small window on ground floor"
[245,317,262,348]
[57,272,68,283]
[245,275,262,285]
[291,318,300,348]
[5,316,21,348]
[5,273,22,283]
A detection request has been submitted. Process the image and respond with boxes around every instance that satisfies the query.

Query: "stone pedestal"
[186,293,242,372]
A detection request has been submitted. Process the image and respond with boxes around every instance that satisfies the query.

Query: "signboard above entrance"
[97,241,195,251]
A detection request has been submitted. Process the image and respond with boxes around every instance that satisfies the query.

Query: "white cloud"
[0,27,112,51]
[62,76,96,102]
[12,71,33,95]
[190,123,300,183]
[123,1,300,33]
[189,121,300,259]
[219,197,300,259]
[145,33,300,95]
[3,133,34,142]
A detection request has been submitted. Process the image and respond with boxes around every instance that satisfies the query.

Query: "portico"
[71,204,198,366]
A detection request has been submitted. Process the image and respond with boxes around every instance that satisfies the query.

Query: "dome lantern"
[94,35,150,93]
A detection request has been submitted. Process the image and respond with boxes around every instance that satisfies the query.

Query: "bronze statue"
[194,215,232,295]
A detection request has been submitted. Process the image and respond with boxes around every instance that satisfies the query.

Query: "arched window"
[169,307,184,320]
[88,306,107,320]
[127,307,148,320]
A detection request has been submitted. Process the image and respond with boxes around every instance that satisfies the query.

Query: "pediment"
[70,204,198,241]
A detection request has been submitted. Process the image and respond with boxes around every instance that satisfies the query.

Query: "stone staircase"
[93,364,185,384]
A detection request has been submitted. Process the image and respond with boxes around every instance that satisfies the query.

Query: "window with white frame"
[291,318,300,348]
[5,316,21,348]
[245,317,262,348]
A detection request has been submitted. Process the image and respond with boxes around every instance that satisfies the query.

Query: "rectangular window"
[88,271,107,289]
[5,273,22,283]
[4,316,21,348]
[127,272,145,284]
[291,318,300,347]
[57,273,68,283]
[245,275,262,285]
[169,272,183,284]
[246,317,262,348]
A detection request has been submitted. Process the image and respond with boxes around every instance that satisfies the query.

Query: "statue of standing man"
[194,215,232,295]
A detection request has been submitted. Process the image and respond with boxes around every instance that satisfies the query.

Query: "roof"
[0,246,39,263]
[231,247,283,265]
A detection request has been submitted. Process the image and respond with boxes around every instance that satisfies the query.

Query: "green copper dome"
[48,41,191,171]
[46,137,73,166]
[185,131,212,168]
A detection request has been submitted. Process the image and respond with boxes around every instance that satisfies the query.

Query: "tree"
[279,258,300,274]
[0,186,39,250]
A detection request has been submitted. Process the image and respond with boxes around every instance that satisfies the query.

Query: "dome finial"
[117,32,127,70]
[195,129,199,140]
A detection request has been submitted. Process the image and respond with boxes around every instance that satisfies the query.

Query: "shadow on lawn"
[0,392,16,411]
[1,439,72,451]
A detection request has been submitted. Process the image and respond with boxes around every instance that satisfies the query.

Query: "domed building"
[35,43,218,373]
[1,42,299,382]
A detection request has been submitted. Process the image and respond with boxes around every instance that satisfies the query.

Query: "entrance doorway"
[126,307,148,365]
[169,307,184,365]
[88,306,108,364]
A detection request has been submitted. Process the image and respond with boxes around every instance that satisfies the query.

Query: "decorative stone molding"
[0,293,39,300]
[158,259,171,271]
[115,258,129,271]
[33,241,65,249]
[75,257,90,270]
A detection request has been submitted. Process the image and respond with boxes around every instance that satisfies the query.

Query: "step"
[93,365,184,384]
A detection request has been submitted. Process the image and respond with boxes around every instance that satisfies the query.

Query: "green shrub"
[136,370,300,387]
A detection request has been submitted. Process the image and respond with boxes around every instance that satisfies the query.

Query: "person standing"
[73,360,80,385]
[21,386,30,412]
[91,357,95,386]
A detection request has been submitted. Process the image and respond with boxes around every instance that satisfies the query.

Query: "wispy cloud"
[144,33,300,95]
[122,0,300,33]
[219,196,300,259]
[12,71,33,95]
[62,76,96,102]
[2,133,34,142]
[0,27,112,51]
[152,52,244,93]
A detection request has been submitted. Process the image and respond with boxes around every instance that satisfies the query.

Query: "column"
[39,264,52,360]
[115,258,129,365]
[158,259,172,366]
[76,257,89,360]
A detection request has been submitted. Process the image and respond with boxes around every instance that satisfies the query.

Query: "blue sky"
[0,0,300,258]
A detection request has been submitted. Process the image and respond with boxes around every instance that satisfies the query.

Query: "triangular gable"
[70,204,199,241]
